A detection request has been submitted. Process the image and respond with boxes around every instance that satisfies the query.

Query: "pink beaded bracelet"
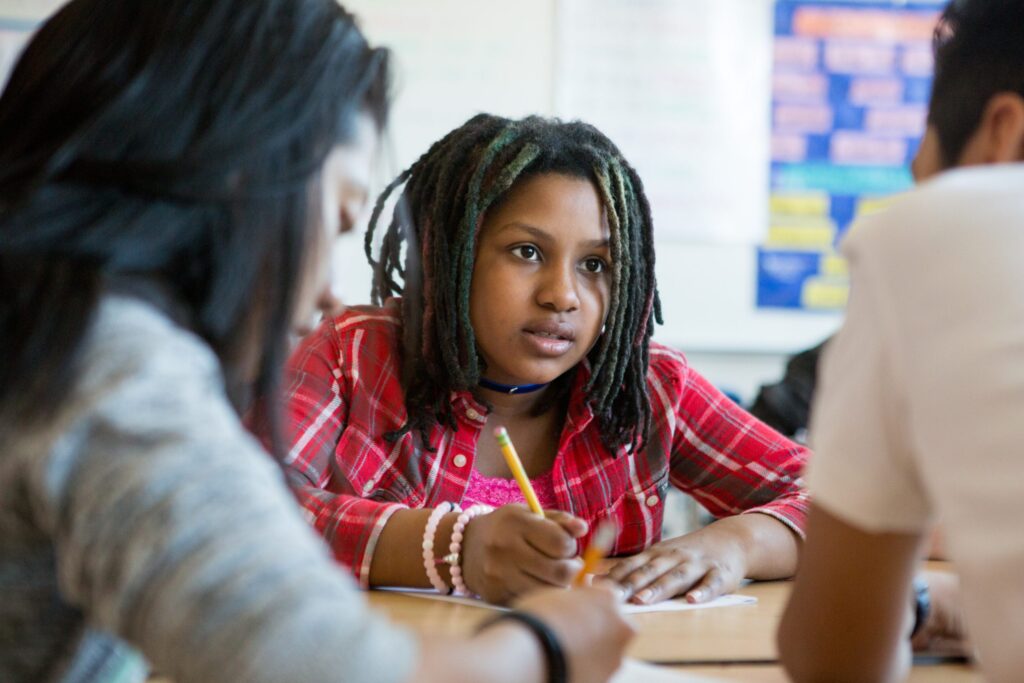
[444,504,493,596]
[422,502,458,594]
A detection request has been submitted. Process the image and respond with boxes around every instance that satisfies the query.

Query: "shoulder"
[328,300,401,336]
[647,341,690,382]
[644,341,691,408]
[72,297,244,443]
[301,301,404,382]
[320,300,403,354]
[82,295,224,400]
[843,165,1024,271]
[31,296,277,519]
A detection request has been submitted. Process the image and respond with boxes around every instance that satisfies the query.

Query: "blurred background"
[0,0,943,406]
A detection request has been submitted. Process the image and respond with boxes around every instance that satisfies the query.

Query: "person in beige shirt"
[779,1,1024,681]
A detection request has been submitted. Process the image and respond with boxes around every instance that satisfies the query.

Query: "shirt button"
[362,481,374,493]
[453,454,468,468]
[465,408,481,421]
[645,494,659,508]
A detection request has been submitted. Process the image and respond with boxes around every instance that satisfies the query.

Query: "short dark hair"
[929,0,1024,165]
[367,114,662,454]
[0,0,389,453]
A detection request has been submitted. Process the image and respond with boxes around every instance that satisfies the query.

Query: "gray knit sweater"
[0,296,415,683]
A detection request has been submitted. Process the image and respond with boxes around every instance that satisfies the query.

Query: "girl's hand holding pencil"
[460,503,587,604]
[460,427,619,604]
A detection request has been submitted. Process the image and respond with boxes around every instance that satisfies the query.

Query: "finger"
[522,517,579,559]
[626,561,708,602]
[544,509,589,538]
[486,566,547,605]
[684,566,731,604]
[590,575,628,599]
[499,565,557,602]
[630,562,708,604]
[520,555,584,588]
[604,553,652,584]
[616,553,691,600]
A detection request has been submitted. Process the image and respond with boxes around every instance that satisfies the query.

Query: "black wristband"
[478,610,568,683]
[910,576,931,639]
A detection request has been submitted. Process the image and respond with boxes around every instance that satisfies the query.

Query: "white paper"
[613,659,727,683]
[374,587,756,614]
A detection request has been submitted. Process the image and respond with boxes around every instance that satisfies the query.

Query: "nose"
[339,199,359,234]
[317,284,345,320]
[537,260,580,313]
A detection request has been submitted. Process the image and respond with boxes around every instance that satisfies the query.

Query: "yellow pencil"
[494,426,544,517]
[574,520,616,586]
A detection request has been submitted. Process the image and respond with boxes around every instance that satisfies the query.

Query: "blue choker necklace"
[478,377,548,395]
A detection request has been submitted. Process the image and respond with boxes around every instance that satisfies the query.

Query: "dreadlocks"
[365,114,663,453]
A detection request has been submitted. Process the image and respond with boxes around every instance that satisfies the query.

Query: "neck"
[478,377,548,395]
[477,382,555,418]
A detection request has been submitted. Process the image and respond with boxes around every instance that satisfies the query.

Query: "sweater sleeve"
[35,313,416,683]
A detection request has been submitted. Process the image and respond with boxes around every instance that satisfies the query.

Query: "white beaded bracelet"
[444,504,494,596]
[422,502,458,594]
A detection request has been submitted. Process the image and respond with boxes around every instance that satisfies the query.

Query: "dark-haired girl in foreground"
[0,2,632,682]
[279,113,809,605]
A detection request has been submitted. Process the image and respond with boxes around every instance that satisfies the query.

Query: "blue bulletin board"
[757,0,946,311]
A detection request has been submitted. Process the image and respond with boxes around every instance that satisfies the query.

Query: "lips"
[521,319,576,358]
[523,319,576,342]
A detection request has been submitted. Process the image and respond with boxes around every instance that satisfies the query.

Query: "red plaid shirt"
[281,300,809,587]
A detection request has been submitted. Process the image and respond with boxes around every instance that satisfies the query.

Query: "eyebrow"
[498,222,610,249]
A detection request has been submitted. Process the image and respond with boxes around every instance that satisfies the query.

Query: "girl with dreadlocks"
[279,114,809,605]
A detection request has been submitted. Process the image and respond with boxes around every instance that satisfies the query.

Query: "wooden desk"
[366,581,787,664]
[366,578,982,682]
[667,665,981,682]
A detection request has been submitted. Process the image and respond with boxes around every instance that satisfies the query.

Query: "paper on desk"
[612,659,728,682]
[620,593,756,613]
[375,587,756,613]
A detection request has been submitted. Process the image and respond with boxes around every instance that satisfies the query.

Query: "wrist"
[469,620,546,683]
[432,512,460,585]
[444,504,493,595]
[910,576,931,639]
[695,519,751,574]
[478,611,568,683]
[422,503,460,593]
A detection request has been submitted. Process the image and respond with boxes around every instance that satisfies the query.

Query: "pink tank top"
[462,467,559,509]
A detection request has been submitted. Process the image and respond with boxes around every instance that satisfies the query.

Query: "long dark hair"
[367,114,662,454]
[0,0,389,455]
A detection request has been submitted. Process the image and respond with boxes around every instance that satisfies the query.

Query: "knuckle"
[554,563,575,585]
[482,559,502,583]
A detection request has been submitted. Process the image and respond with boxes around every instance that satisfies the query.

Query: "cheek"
[576,277,611,346]
[588,277,612,321]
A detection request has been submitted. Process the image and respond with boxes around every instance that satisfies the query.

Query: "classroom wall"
[0,0,843,401]
[339,0,842,399]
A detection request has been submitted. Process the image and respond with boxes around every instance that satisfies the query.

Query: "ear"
[963,92,1024,165]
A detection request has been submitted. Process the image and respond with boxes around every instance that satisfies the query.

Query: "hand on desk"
[461,504,587,604]
[604,513,799,605]
[602,529,747,605]
[913,569,969,655]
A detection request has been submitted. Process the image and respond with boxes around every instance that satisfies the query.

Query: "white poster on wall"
[556,0,773,244]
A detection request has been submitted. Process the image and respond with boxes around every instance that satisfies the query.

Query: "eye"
[581,257,607,274]
[511,244,541,261]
